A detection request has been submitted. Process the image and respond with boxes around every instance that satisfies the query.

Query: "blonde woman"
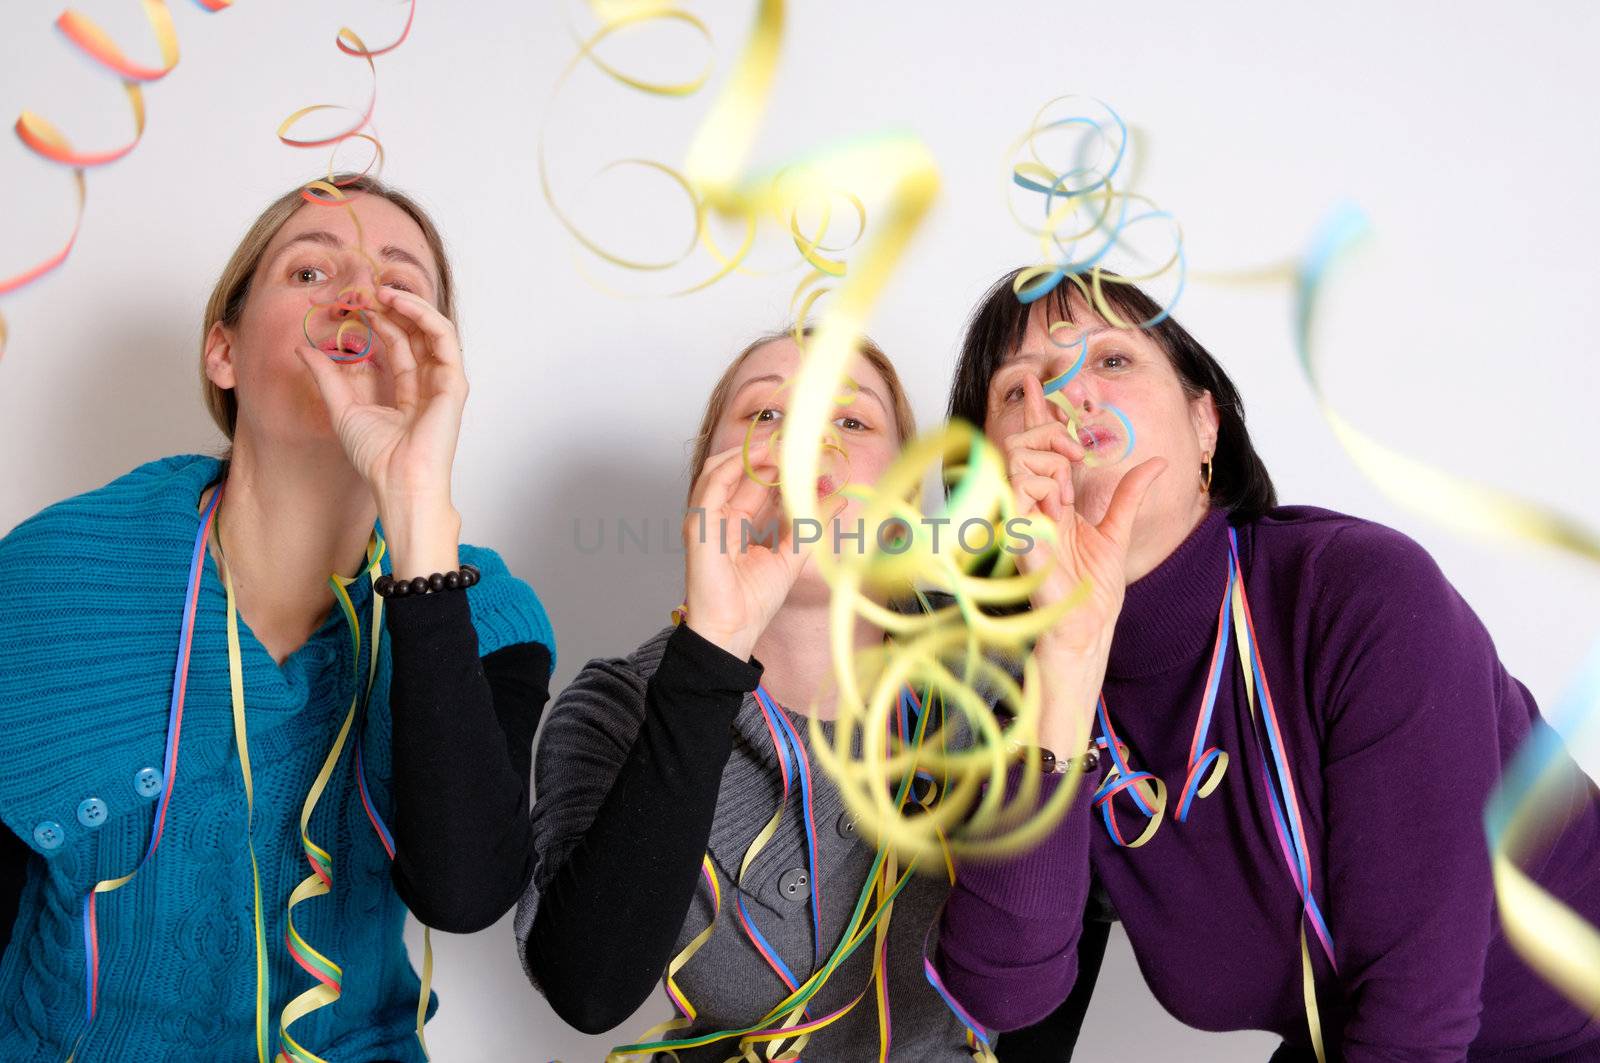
[0,176,554,1061]
[502,330,1153,1060]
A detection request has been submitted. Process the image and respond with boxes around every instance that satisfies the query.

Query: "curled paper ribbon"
[1289,203,1600,1020]
[540,1,865,301]
[2,0,233,361]
[270,9,436,1061]
[1006,95,1186,329]
[563,5,1109,1057]
[1039,329,1136,468]
[294,181,389,367]
[63,483,222,1063]
[279,1,416,367]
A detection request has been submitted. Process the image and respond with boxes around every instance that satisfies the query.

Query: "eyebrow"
[1002,324,1114,365]
[276,230,437,292]
[732,373,890,415]
[732,373,785,400]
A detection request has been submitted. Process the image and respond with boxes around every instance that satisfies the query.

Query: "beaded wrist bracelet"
[374,563,480,599]
[1007,739,1101,776]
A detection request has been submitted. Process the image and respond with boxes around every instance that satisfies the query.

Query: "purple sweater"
[936,506,1600,1061]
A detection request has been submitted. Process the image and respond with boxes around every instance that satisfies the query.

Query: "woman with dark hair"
[936,270,1600,1061]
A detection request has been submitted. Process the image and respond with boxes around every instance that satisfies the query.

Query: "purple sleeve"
[1314,524,1504,1061]
[933,771,1094,1032]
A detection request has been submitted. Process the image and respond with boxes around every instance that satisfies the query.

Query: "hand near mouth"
[1003,372,1166,749]
[682,435,848,662]
[297,286,468,577]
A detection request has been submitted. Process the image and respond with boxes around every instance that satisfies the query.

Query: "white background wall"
[2,1,1597,1060]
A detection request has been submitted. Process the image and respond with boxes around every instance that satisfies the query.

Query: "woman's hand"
[681,439,838,662]
[298,287,465,578]
[1001,374,1165,751]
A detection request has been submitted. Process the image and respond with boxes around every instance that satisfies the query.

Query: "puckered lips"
[1076,422,1118,454]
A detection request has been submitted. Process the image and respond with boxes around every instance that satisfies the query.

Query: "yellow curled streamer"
[218,537,274,1063]
[542,2,865,299]
[1283,204,1600,1018]
[275,544,386,1063]
[567,3,1098,1053]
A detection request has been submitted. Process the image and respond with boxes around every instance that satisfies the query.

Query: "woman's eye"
[293,266,329,284]
[380,276,415,294]
[754,408,782,424]
[1101,353,1129,370]
[833,415,868,431]
[1002,385,1023,403]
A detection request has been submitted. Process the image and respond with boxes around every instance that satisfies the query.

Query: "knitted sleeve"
[1311,521,1522,1061]
[513,623,758,1035]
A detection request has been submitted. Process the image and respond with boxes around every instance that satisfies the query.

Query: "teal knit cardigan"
[0,455,554,1061]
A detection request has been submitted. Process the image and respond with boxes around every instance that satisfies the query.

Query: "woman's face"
[204,192,441,448]
[706,337,903,574]
[984,294,1217,545]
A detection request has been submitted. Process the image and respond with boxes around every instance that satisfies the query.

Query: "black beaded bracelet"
[1008,739,1101,776]
[1037,743,1100,776]
[374,563,480,599]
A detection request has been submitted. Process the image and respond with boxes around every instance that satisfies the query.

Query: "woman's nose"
[332,286,370,318]
[1055,373,1093,414]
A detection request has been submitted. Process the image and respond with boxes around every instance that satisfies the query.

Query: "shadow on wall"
[26,297,219,518]
[502,443,694,759]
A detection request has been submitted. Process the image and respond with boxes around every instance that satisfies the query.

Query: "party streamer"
[1,0,235,361]
[1289,203,1600,1018]
[542,4,1109,1059]
[266,6,438,1061]
[539,1,866,299]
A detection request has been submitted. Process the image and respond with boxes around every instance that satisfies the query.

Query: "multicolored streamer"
[2,0,233,361]
[64,478,221,1063]
[552,6,1116,1052]
[1286,203,1600,1020]
[274,534,402,1063]
[1006,96,1186,328]
[278,3,417,365]
[608,659,996,1062]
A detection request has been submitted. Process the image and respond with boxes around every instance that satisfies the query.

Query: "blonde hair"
[199,174,456,439]
[686,327,917,503]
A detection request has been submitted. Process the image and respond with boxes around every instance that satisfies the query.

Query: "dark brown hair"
[946,269,1277,523]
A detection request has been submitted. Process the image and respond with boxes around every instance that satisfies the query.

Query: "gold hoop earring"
[1201,454,1214,493]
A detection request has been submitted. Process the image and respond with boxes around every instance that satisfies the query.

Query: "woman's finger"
[1009,446,1075,513]
[1005,421,1085,464]
[1022,373,1054,432]
[379,288,462,369]
[727,463,779,520]
[1097,457,1167,552]
[365,309,420,410]
[1008,446,1073,484]
[692,443,760,514]
[297,345,361,430]
[1013,473,1063,524]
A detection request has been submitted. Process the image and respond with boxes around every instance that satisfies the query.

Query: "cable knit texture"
[0,454,553,1062]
